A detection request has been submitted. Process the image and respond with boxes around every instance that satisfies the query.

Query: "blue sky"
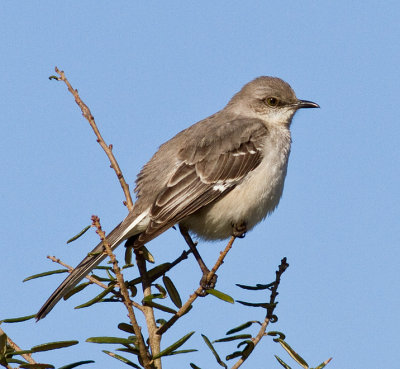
[1,2,399,369]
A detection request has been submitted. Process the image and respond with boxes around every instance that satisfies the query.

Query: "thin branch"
[47,255,144,311]
[156,236,236,336]
[47,255,108,289]
[91,216,152,369]
[135,248,162,368]
[53,67,133,211]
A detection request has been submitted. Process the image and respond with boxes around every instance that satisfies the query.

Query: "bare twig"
[47,255,144,311]
[91,216,152,369]
[47,255,108,289]
[157,236,236,335]
[53,67,133,211]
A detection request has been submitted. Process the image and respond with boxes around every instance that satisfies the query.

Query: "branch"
[91,216,152,369]
[47,255,144,311]
[230,257,289,369]
[53,67,133,211]
[157,236,236,335]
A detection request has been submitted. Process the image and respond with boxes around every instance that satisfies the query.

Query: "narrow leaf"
[154,283,167,298]
[1,314,36,323]
[206,289,234,304]
[267,331,286,342]
[31,340,78,353]
[156,319,167,326]
[86,337,134,345]
[225,351,242,360]
[20,364,54,369]
[163,275,182,308]
[152,331,195,359]
[128,263,172,285]
[23,269,68,282]
[142,293,164,303]
[67,225,91,243]
[162,349,197,356]
[235,282,274,290]
[226,321,255,335]
[63,282,90,300]
[117,323,135,334]
[102,350,141,368]
[278,339,309,369]
[7,349,34,356]
[214,334,252,343]
[75,285,115,309]
[275,355,293,369]
[143,301,177,314]
[201,334,227,369]
[58,360,95,369]
[236,300,276,309]
[141,245,155,263]
[190,363,202,369]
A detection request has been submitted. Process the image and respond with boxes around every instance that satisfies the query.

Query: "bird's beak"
[296,100,320,109]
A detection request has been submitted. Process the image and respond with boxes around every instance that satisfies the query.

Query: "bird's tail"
[36,221,128,321]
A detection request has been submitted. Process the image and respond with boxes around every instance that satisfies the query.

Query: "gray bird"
[36,76,319,320]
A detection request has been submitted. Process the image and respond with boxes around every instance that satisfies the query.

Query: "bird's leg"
[179,224,217,294]
[232,221,247,238]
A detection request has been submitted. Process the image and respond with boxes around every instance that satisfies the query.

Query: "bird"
[36,76,319,320]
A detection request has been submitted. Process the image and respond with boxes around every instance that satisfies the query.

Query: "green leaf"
[7,349,34,356]
[152,332,195,359]
[267,331,286,342]
[201,334,227,369]
[275,355,293,369]
[63,282,90,300]
[315,357,332,369]
[86,337,134,345]
[102,350,141,368]
[67,225,91,243]
[226,321,255,335]
[154,283,167,297]
[214,334,252,343]
[190,363,202,369]
[1,314,36,323]
[31,340,78,353]
[278,339,309,369]
[20,364,55,369]
[58,360,95,369]
[236,300,276,309]
[128,263,172,285]
[115,347,140,355]
[141,245,155,263]
[163,275,182,308]
[206,289,234,304]
[124,245,133,266]
[23,269,68,282]
[162,349,198,356]
[236,282,274,290]
[225,351,242,360]
[143,301,177,314]
[74,285,115,309]
[117,323,135,334]
[156,319,167,326]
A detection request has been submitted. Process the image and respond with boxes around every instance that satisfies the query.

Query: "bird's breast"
[182,127,292,240]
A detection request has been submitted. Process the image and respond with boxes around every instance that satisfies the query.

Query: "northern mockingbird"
[36,76,319,320]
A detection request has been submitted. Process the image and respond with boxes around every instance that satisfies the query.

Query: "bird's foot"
[232,222,247,238]
[198,270,218,296]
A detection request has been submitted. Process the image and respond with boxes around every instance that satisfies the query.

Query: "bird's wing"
[134,119,268,244]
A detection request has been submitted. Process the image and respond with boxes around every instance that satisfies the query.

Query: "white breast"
[182,126,292,240]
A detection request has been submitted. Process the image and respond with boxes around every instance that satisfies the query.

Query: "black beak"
[297,99,320,109]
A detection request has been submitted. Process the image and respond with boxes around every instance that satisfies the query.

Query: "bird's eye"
[265,97,279,107]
